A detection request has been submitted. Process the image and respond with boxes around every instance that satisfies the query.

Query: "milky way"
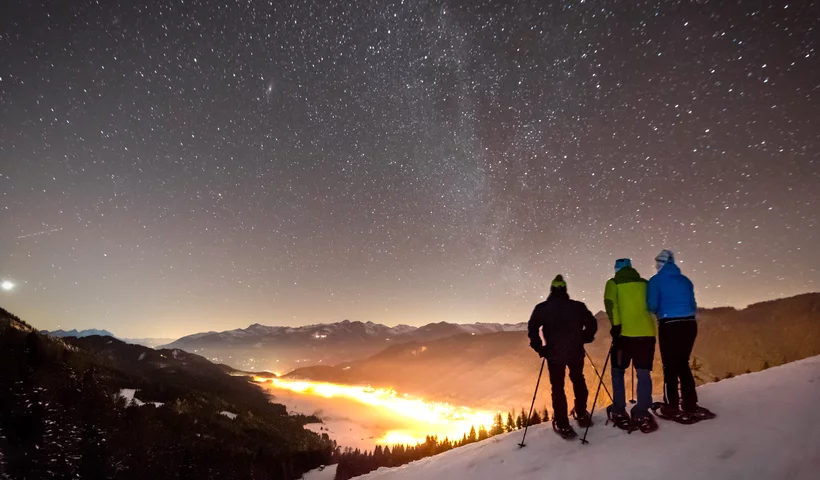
[1,1,818,337]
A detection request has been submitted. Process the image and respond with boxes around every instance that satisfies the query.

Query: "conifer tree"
[467,425,477,443]
[490,413,505,436]
[506,411,516,432]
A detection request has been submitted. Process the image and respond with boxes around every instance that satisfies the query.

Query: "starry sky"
[1,1,818,338]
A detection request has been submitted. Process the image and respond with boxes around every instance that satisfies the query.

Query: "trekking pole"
[584,350,613,403]
[580,343,612,445]
[518,358,545,448]
[630,365,636,404]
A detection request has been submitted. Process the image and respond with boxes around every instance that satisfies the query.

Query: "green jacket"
[604,266,656,338]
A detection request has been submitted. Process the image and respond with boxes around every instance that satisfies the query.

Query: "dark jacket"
[527,291,598,362]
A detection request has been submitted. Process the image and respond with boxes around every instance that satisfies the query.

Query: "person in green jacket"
[604,258,658,433]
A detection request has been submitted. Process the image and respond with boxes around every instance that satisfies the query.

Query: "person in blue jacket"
[647,249,702,419]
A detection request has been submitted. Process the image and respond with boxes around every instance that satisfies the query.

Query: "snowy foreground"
[357,356,820,480]
[304,464,338,480]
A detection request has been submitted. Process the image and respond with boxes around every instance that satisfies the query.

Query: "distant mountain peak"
[43,328,116,338]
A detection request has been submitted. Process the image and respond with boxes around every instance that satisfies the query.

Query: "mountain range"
[41,328,176,349]
[42,328,116,338]
[162,320,528,373]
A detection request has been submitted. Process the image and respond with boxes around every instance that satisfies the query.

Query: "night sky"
[2,1,818,338]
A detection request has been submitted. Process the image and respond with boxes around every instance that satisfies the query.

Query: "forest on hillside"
[0,307,335,479]
[333,407,548,480]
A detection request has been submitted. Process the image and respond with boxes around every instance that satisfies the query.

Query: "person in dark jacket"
[527,275,598,432]
[647,249,702,419]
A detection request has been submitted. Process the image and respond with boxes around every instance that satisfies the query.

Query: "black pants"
[659,320,698,409]
[547,356,588,426]
[611,336,656,370]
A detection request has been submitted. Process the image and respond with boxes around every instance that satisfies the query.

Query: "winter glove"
[538,345,549,358]
[610,325,622,339]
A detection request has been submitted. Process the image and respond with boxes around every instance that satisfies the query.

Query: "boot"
[571,408,592,428]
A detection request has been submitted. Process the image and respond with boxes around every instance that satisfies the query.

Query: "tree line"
[333,406,549,480]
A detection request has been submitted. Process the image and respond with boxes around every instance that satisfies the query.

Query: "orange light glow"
[255,377,495,445]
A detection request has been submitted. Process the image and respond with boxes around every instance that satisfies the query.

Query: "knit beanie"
[655,249,675,271]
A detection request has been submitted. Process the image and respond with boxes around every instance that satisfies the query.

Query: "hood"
[613,265,643,282]
[547,290,570,302]
[657,262,682,276]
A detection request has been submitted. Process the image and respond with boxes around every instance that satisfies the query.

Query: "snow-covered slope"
[357,356,820,480]
[304,464,337,480]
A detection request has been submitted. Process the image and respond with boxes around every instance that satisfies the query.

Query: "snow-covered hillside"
[357,356,820,480]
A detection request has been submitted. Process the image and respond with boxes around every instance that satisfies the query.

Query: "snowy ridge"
[357,356,820,480]
[456,322,527,334]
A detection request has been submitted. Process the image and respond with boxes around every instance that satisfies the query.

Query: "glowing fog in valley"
[255,377,496,447]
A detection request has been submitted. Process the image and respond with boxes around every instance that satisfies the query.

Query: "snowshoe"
[651,402,699,425]
[552,420,578,440]
[571,408,593,428]
[684,404,717,421]
[605,405,639,433]
[633,413,659,433]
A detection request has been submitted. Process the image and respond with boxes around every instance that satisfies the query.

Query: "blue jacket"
[647,263,697,321]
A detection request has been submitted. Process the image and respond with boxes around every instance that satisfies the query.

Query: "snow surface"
[118,388,140,406]
[118,389,163,408]
[303,464,337,480]
[220,411,237,420]
[357,356,820,480]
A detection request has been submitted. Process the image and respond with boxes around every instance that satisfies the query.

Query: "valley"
[258,378,495,450]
